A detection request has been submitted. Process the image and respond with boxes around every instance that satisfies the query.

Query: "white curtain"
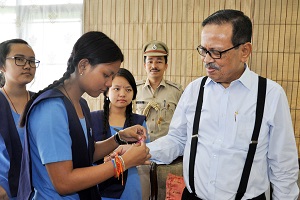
[0,0,83,92]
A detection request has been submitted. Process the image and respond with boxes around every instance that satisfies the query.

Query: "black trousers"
[181,187,266,200]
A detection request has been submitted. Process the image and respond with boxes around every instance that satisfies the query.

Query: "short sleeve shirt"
[28,98,89,199]
[135,79,183,141]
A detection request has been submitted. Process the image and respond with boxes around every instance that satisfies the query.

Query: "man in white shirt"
[147,9,299,200]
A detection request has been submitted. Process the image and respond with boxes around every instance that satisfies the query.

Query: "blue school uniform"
[91,110,149,200]
[18,89,99,200]
[0,91,33,199]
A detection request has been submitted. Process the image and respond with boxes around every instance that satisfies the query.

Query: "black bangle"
[114,132,127,145]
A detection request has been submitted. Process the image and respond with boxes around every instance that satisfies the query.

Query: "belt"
[181,187,266,200]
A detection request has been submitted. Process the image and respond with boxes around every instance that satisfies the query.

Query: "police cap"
[143,40,169,57]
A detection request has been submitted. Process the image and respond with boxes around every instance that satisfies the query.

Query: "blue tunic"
[90,110,149,199]
[18,89,99,200]
[0,91,32,199]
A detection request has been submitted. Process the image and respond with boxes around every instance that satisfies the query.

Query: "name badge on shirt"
[136,101,146,104]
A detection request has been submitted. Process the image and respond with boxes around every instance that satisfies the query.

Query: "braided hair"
[102,68,137,135]
[0,72,4,88]
[20,31,124,127]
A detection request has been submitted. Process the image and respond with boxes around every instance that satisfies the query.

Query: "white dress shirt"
[147,66,299,200]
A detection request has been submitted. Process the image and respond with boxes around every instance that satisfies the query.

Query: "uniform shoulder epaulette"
[165,80,182,90]
[136,80,146,86]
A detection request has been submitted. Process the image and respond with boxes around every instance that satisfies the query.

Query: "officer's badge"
[152,44,157,50]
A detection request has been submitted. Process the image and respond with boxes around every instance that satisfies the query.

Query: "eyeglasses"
[6,56,40,68]
[196,43,243,59]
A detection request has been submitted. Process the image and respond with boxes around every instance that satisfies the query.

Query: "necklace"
[2,87,29,114]
[62,84,74,106]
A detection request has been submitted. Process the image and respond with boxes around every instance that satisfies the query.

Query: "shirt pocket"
[161,101,176,121]
[232,114,255,151]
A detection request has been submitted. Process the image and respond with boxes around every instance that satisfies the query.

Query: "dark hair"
[144,56,168,64]
[0,72,4,88]
[0,39,29,87]
[202,9,252,45]
[20,31,124,127]
[102,68,137,134]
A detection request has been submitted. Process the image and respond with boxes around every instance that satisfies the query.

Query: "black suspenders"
[188,76,267,199]
[189,76,208,194]
[235,76,267,199]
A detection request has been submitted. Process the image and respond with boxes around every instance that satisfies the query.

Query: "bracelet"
[114,132,128,145]
[115,155,125,185]
[111,159,117,176]
[118,155,126,171]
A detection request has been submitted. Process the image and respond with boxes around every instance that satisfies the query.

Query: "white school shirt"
[147,66,299,200]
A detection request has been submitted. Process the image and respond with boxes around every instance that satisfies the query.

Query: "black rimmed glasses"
[196,43,243,59]
[6,56,40,68]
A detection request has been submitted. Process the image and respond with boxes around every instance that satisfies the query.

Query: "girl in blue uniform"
[0,39,38,200]
[19,31,151,200]
[91,68,149,200]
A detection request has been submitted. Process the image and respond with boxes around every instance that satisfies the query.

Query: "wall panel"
[84,0,300,156]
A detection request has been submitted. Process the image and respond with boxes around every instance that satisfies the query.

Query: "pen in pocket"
[234,111,238,122]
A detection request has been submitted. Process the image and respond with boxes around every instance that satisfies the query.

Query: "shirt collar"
[144,78,166,88]
[236,64,252,90]
[205,64,252,90]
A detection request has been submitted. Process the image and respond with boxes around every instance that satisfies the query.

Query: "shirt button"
[151,131,153,133]
[213,155,217,158]
[152,119,154,121]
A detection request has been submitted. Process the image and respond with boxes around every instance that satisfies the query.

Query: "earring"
[106,97,109,101]
[80,72,83,76]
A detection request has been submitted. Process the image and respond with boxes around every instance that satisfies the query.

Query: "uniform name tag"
[136,101,146,104]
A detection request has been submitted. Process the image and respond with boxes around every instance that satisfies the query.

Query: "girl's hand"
[104,145,130,162]
[0,186,8,200]
[121,142,151,169]
[118,125,147,143]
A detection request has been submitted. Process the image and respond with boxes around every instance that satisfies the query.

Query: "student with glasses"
[147,9,299,200]
[0,39,39,200]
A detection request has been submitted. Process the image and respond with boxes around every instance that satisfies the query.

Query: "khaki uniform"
[137,40,182,200]
[135,78,183,141]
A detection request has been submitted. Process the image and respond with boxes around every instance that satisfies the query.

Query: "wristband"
[114,132,128,145]
[118,155,126,171]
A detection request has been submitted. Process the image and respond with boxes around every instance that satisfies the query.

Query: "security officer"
[135,40,183,200]
[135,40,183,141]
